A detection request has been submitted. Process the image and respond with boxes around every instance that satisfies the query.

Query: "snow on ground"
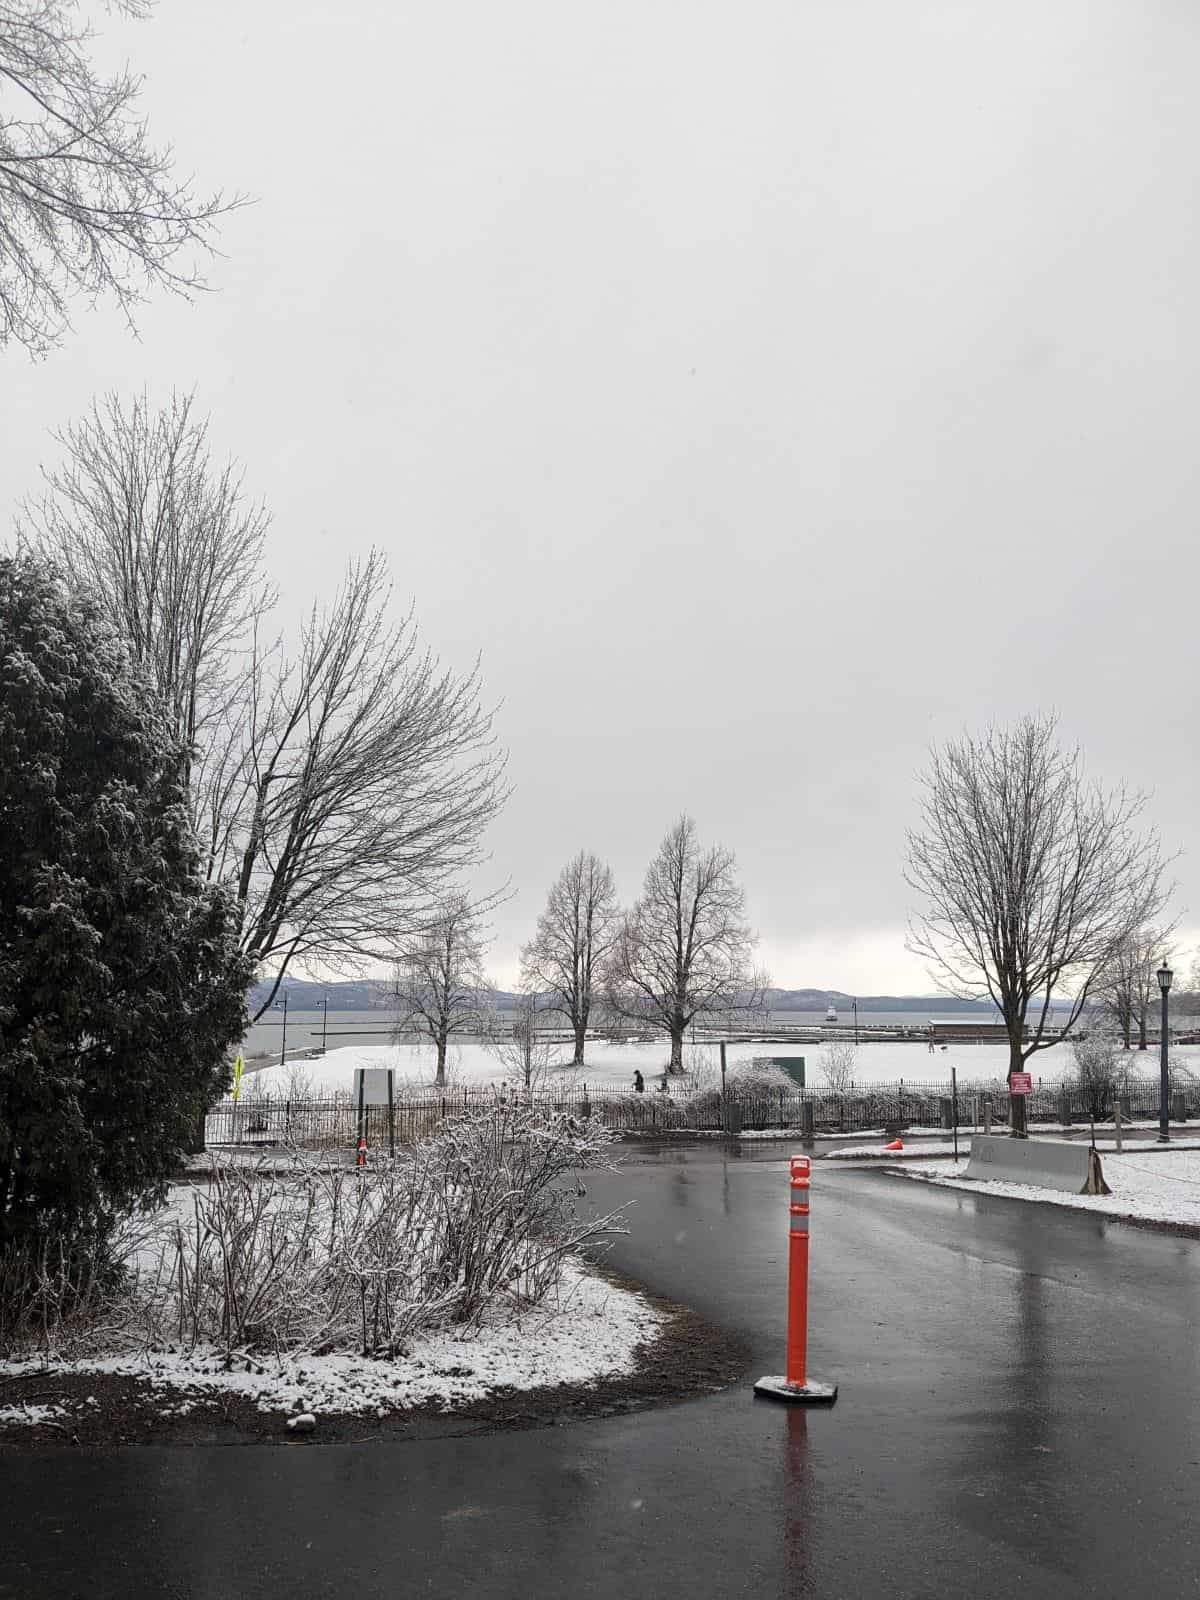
[828,1131,1200,1160]
[897,1149,1200,1227]
[244,1037,1200,1097]
[0,1260,663,1419]
[0,1404,68,1427]
[828,1140,973,1160]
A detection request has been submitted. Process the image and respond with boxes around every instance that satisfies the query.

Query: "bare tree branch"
[393,895,490,1088]
[0,0,242,354]
[231,553,508,1014]
[1093,923,1178,1050]
[905,713,1170,1134]
[22,389,273,810]
[520,850,618,1067]
[483,989,562,1093]
[604,813,762,1073]
[26,398,510,1019]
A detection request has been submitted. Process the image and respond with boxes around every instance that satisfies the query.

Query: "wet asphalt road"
[4,1146,1200,1600]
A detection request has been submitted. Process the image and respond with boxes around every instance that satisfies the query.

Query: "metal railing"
[204,1074,1195,1149]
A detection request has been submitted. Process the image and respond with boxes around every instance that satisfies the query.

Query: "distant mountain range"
[249,978,391,1012]
[248,978,1071,1014]
[762,989,1072,1014]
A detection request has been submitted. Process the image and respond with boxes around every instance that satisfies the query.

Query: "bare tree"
[1096,924,1177,1051]
[27,398,509,1018]
[906,714,1169,1136]
[520,851,618,1067]
[394,897,490,1088]
[605,814,763,1074]
[818,1041,857,1094]
[484,990,561,1092]
[0,0,238,354]
[23,390,272,794]
[224,554,507,1017]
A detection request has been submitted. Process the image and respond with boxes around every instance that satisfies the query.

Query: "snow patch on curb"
[892,1150,1200,1229]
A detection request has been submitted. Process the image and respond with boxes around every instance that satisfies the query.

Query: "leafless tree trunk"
[393,896,490,1088]
[906,715,1169,1137]
[520,851,618,1066]
[0,0,239,354]
[604,814,764,1073]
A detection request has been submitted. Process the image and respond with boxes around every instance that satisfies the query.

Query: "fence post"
[1171,1091,1187,1125]
[581,1082,591,1120]
[983,1096,993,1136]
[1113,1101,1123,1153]
[939,1096,953,1131]
[950,1067,959,1163]
[800,1100,815,1140]
[1058,1091,1072,1127]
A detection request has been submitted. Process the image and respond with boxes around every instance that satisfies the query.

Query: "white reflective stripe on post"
[789,1209,810,1232]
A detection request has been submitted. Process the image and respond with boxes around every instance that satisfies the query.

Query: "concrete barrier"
[963,1134,1110,1195]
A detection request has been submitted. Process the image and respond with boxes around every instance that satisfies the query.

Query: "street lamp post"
[1157,962,1173,1143]
[852,997,859,1046]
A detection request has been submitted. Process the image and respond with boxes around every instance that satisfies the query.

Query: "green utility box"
[771,1056,806,1089]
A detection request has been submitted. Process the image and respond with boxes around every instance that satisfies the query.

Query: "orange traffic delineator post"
[884,1139,903,1151]
[356,1135,367,1168]
[754,1155,838,1404]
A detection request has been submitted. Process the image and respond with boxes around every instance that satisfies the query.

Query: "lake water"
[239,1006,1025,1061]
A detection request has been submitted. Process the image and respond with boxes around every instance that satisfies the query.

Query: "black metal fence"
[204,1073,1196,1149]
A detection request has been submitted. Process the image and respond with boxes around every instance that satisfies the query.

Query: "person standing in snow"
[633,1070,644,1093]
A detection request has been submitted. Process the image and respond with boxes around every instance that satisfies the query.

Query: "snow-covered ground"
[0,1403,69,1428]
[829,1132,1200,1160]
[243,1037,1200,1096]
[0,1259,663,1420]
[898,1149,1200,1228]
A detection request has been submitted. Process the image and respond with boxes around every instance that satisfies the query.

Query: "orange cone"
[883,1138,903,1151]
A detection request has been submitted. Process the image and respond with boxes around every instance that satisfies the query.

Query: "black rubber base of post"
[753,1375,838,1404]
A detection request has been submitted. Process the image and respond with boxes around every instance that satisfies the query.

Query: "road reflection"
[783,1408,814,1594]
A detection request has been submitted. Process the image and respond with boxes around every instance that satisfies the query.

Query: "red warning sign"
[1010,1072,1033,1095]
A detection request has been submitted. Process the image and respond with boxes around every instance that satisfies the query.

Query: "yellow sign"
[231,1052,244,1102]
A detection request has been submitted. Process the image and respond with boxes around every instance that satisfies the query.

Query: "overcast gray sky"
[2,0,1196,991]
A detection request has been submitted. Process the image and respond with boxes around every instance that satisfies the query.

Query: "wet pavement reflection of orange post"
[784,1408,813,1593]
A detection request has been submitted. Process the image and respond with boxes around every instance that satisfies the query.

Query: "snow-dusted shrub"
[1073,1021,1123,1119]
[685,1056,796,1114]
[135,1103,623,1361]
[417,1101,623,1324]
[0,1212,160,1357]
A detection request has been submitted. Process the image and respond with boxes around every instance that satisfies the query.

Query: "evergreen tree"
[0,555,251,1252]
